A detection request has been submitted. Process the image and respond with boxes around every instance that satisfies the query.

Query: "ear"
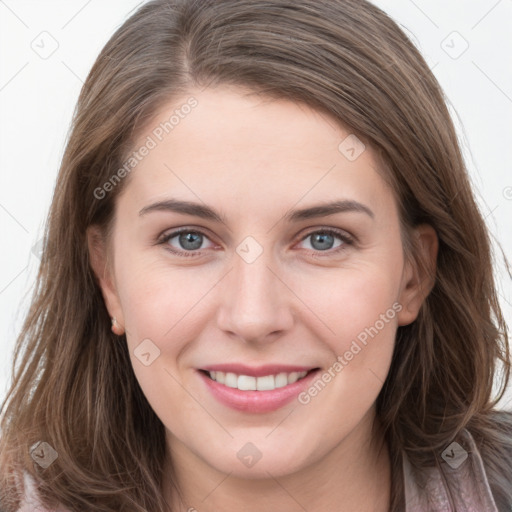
[397,224,438,326]
[86,225,125,328]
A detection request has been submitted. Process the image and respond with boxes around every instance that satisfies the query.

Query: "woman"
[1,0,511,511]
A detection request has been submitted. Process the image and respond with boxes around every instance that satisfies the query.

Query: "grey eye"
[299,231,345,252]
[176,232,203,251]
[309,232,336,251]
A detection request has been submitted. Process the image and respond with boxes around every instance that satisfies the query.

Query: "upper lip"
[200,364,318,377]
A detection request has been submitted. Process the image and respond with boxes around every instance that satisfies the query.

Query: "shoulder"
[476,409,512,511]
[403,423,509,512]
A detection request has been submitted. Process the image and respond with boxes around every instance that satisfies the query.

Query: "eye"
[158,228,216,256]
[296,228,354,255]
[157,227,354,258]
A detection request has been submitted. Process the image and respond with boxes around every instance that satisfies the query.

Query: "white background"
[1,0,511,409]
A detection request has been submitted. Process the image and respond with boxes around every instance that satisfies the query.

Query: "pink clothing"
[17,429,499,511]
[403,428,499,511]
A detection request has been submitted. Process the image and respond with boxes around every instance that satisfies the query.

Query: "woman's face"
[89,85,436,479]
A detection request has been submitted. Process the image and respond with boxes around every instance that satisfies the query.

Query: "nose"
[215,246,294,345]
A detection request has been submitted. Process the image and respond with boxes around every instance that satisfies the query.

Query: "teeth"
[275,372,288,387]
[225,372,238,388]
[256,375,275,391]
[208,370,308,390]
[238,375,256,390]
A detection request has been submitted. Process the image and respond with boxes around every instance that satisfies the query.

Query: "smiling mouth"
[199,368,319,391]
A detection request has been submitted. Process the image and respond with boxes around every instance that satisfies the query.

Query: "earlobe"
[86,225,125,329]
[397,224,438,326]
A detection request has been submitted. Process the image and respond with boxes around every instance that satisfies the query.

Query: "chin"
[216,455,306,480]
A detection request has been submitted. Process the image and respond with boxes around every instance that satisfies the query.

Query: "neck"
[163,411,391,512]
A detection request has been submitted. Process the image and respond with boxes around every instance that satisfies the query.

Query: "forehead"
[118,86,395,221]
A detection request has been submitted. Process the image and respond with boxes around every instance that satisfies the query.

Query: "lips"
[197,364,320,413]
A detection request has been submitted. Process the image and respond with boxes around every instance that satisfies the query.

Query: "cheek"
[291,268,400,437]
[297,262,401,354]
[115,261,202,427]
[115,249,214,340]
[114,256,218,396]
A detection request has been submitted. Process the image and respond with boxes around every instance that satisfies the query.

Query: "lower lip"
[198,370,319,413]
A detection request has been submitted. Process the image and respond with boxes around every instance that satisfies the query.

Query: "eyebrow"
[138,198,374,222]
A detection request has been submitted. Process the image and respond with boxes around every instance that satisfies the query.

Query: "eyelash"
[157,227,355,258]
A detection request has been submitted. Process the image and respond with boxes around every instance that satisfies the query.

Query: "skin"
[88,85,438,512]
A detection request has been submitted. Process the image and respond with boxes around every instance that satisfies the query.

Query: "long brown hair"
[1,1,510,510]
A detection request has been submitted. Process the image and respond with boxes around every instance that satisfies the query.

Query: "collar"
[403,428,498,511]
